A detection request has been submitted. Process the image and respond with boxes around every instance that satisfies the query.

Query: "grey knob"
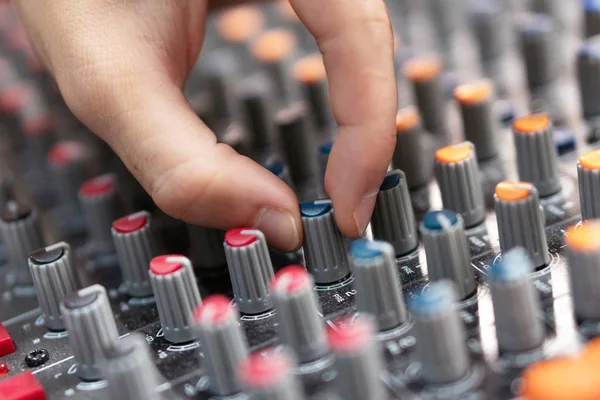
[239,73,276,155]
[300,199,351,285]
[48,140,89,215]
[103,333,164,400]
[565,221,600,321]
[349,239,408,331]
[531,0,567,30]
[0,201,44,286]
[292,54,334,132]
[489,247,545,352]
[79,173,123,254]
[419,210,476,300]
[201,49,240,122]
[403,57,448,139]
[265,159,295,190]
[149,255,202,343]
[186,225,227,269]
[318,142,332,190]
[434,141,486,228]
[409,281,470,384]
[578,37,600,120]
[393,106,435,190]
[270,265,328,363]
[224,228,274,314]
[238,349,304,400]
[28,242,79,331]
[585,2,600,38]
[470,0,510,64]
[578,150,600,221]
[454,81,500,161]
[494,181,549,268]
[371,170,418,257]
[512,113,561,197]
[193,294,249,396]
[327,315,386,400]
[215,5,264,67]
[518,13,560,90]
[112,211,157,297]
[424,0,462,69]
[60,284,120,381]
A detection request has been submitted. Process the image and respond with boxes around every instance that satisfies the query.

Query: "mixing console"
[0,0,600,399]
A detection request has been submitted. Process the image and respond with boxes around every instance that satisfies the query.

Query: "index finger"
[289,0,397,237]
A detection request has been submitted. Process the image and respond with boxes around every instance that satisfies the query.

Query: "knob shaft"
[579,150,600,221]
[28,242,79,331]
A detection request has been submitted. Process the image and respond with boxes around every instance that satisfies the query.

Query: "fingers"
[289,0,397,237]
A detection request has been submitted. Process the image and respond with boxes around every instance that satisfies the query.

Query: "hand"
[12,0,397,252]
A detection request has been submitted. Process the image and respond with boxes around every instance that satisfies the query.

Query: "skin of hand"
[12,0,397,252]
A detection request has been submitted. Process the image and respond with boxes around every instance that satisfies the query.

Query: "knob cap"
[565,221,600,321]
[371,170,418,257]
[112,211,157,297]
[579,150,600,221]
[495,181,549,268]
[578,37,600,120]
[186,225,227,269]
[239,349,304,400]
[224,228,275,314]
[292,54,334,132]
[193,295,249,396]
[28,242,79,331]
[435,142,486,228]
[454,81,500,161]
[489,247,545,352]
[103,333,163,400]
[300,199,350,285]
[0,202,44,286]
[79,174,123,254]
[519,14,560,90]
[327,316,386,400]
[349,239,408,331]
[420,210,476,300]
[60,284,120,381]
[410,281,470,384]
[149,255,202,343]
[512,113,561,197]
[270,265,328,363]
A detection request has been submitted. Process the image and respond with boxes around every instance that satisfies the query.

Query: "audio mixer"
[1,0,600,399]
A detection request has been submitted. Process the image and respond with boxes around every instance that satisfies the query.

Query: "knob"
[292,54,334,132]
[149,255,202,343]
[79,173,123,254]
[420,210,476,300]
[300,199,351,285]
[28,242,79,331]
[224,228,275,315]
[489,247,545,353]
[494,181,549,268]
[454,81,500,161]
[578,37,600,121]
[48,140,88,214]
[579,150,600,221]
[349,239,408,331]
[201,49,240,122]
[239,73,276,155]
[512,113,561,197]
[60,284,120,381]
[270,265,328,363]
[585,1,600,38]
[470,0,510,70]
[0,201,44,286]
[565,221,600,321]
[193,295,249,396]
[393,106,435,191]
[238,349,304,400]
[327,316,386,400]
[518,14,560,91]
[424,0,462,69]
[434,141,486,228]
[103,333,164,400]
[186,225,227,270]
[409,280,470,384]
[112,211,157,297]
[264,158,295,190]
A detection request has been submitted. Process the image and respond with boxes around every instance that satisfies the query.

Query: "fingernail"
[354,191,378,236]
[256,208,300,252]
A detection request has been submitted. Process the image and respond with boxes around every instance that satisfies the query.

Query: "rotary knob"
[224,228,274,315]
[186,225,227,270]
[215,6,264,68]
[578,150,600,221]
[409,280,470,384]
[434,141,486,228]
[489,247,545,353]
[48,140,89,218]
[265,159,295,190]
[270,265,328,363]
[300,199,351,285]
[349,239,408,331]
[60,284,120,381]
[292,54,334,132]
[28,242,79,331]
[149,255,202,343]
[494,181,549,269]
[585,0,600,38]
[578,37,600,122]
[327,316,386,400]
[420,210,476,300]
[239,73,276,156]
[0,201,44,286]
[424,0,462,69]
[193,295,249,396]
[201,49,240,122]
